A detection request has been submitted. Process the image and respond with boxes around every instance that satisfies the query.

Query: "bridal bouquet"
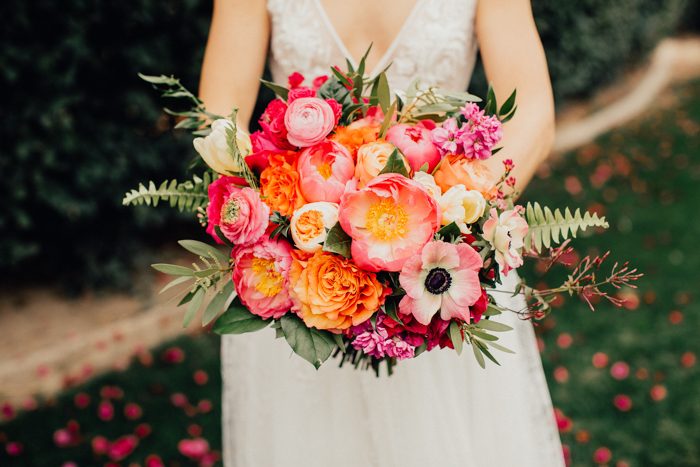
[125,52,640,374]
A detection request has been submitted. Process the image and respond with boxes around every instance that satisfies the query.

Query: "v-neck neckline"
[313,0,422,77]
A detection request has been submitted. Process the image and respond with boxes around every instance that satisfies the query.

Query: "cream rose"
[290,202,339,252]
[412,171,442,201]
[439,185,486,233]
[354,141,409,187]
[193,119,252,175]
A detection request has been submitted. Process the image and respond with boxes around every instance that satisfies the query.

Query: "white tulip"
[439,185,486,234]
[192,119,252,175]
[290,202,339,252]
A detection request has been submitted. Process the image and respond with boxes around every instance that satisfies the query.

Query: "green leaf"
[213,302,270,334]
[376,72,391,113]
[183,287,205,327]
[378,148,409,177]
[214,226,235,248]
[499,89,517,116]
[418,163,430,173]
[449,322,464,355]
[436,222,462,243]
[383,298,403,325]
[260,79,289,100]
[332,333,346,352]
[280,315,337,369]
[378,100,397,138]
[487,341,516,354]
[152,263,194,276]
[202,282,235,326]
[123,172,212,213]
[159,276,193,294]
[471,341,486,368]
[474,339,501,366]
[323,222,352,258]
[484,85,498,116]
[476,319,513,332]
[178,240,229,265]
[524,202,609,253]
[482,304,502,317]
[470,330,499,341]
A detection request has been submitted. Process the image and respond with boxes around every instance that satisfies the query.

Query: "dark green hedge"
[0,0,691,289]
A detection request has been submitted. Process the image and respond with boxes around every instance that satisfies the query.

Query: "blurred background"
[1,1,699,466]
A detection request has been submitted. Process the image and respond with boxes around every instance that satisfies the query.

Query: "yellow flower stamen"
[366,198,408,241]
[251,258,284,297]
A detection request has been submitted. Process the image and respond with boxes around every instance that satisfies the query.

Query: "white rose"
[290,202,339,252]
[192,119,252,175]
[439,185,486,233]
[412,171,442,201]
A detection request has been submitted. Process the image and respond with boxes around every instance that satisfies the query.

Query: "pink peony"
[386,123,441,172]
[481,207,528,276]
[339,173,440,272]
[206,176,270,246]
[232,237,294,319]
[284,97,336,147]
[259,99,293,150]
[297,140,354,203]
[398,240,484,325]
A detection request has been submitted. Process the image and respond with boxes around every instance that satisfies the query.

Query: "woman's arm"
[476,0,555,192]
[199,0,269,131]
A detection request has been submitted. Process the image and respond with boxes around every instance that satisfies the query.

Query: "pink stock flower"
[352,327,388,358]
[206,176,270,246]
[232,237,294,319]
[481,208,528,276]
[431,118,460,156]
[297,140,354,203]
[284,97,336,147]
[350,315,416,360]
[384,339,416,360]
[339,173,440,272]
[386,123,441,172]
[459,103,503,160]
[398,240,484,325]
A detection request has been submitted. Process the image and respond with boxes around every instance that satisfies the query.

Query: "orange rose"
[332,125,379,156]
[433,154,499,199]
[354,141,410,187]
[289,250,386,331]
[259,151,306,216]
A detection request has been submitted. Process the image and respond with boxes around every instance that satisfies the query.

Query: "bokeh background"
[1,1,699,466]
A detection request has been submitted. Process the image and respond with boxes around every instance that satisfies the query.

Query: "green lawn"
[1,79,698,467]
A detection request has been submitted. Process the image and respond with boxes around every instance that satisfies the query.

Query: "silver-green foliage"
[122,172,213,212]
[524,202,609,253]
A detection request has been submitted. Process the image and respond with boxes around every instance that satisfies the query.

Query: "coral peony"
[482,208,528,276]
[354,141,410,187]
[297,140,354,203]
[386,123,441,172]
[339,173,440,272]
[289,202,339,252]
[439,185,486,233]
[399,240,484,325]
[433,154,499,199]
[284,97,336,147]
[259,151,305,217]
[206,176,270,245]
[232,237,294,319]
[289,250,385,331]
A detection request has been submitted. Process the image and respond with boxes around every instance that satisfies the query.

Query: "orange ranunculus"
[332,125,379,157]
[289,250,386,331]
[433,154,499,199]
[259,151,306,216]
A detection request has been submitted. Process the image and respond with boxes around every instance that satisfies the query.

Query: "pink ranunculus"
[259,99,293,150]
[284,97,336,147]
[288,87,316,102]
[398,240,484,325]
[232,237,294,319]
[297,140,354,203]
[339,173,440,272]
[481,207,528,276]
[206,176,270,246]
[386,123,441,172]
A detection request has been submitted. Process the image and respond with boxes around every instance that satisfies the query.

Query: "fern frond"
[524,202,609,253]
[122,172,213,212]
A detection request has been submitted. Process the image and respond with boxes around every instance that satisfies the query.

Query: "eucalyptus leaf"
[449,321,464,355]
[470,330,499,341]
[159,276,192,294]
[202,282,235,326]
[476,319,513,332]
[378,100,397,138]
[183,287,205,327]
[213,302,270,334]
[487,341,516,354]
[178,240,229,264]
[323,222,352,258]
[280,315,336,369]
[152,263,194,276]
[377,72,391,113]
[471,342,486,368]
[378,149,409,177]
[474,339,501,366]
[482,304,502,317]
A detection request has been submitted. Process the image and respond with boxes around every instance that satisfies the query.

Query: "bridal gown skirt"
[221,272,564,467]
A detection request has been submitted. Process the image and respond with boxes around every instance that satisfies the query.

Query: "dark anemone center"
[425,268,452,295]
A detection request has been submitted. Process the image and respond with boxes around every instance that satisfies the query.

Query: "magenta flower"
[352,327,388,358]
[384,339,416,360]
[458,103,503,160]
[431,118,460,156]
[399,240,483,325]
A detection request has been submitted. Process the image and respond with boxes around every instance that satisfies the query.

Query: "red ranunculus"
[287,71,304,89]
[259,99,293,149]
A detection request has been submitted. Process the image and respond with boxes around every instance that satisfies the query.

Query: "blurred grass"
[1,79,699,466]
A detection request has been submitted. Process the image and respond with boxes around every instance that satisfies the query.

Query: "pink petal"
[399,255,428,298]
[399,293,441,325]
[455,243,483,271]
[421,241,459,271]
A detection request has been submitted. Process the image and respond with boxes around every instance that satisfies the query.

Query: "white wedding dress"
[221,1,565,465]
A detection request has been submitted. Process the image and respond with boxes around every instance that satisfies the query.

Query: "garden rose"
[284,97,336,147]
[297,140,354,203]
[289,202,339,252]
[232,237,294,319]
[433,154,499,199]
[339,173,440,272]
[332,125,380,156]
[354,141,409,187]
[206,176,269,245]
[482,208,529,275]
[386,123,441,172]
[259,152,305,217]
[193,119,252,175]
[399,240,484,325]
[289,250,385,331]
[439,185,486,233]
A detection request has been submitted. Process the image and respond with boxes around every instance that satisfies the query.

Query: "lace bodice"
[267,0,478,91]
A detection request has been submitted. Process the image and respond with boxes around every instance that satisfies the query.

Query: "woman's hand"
[476,0,555,193]
[199,0,269,132]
